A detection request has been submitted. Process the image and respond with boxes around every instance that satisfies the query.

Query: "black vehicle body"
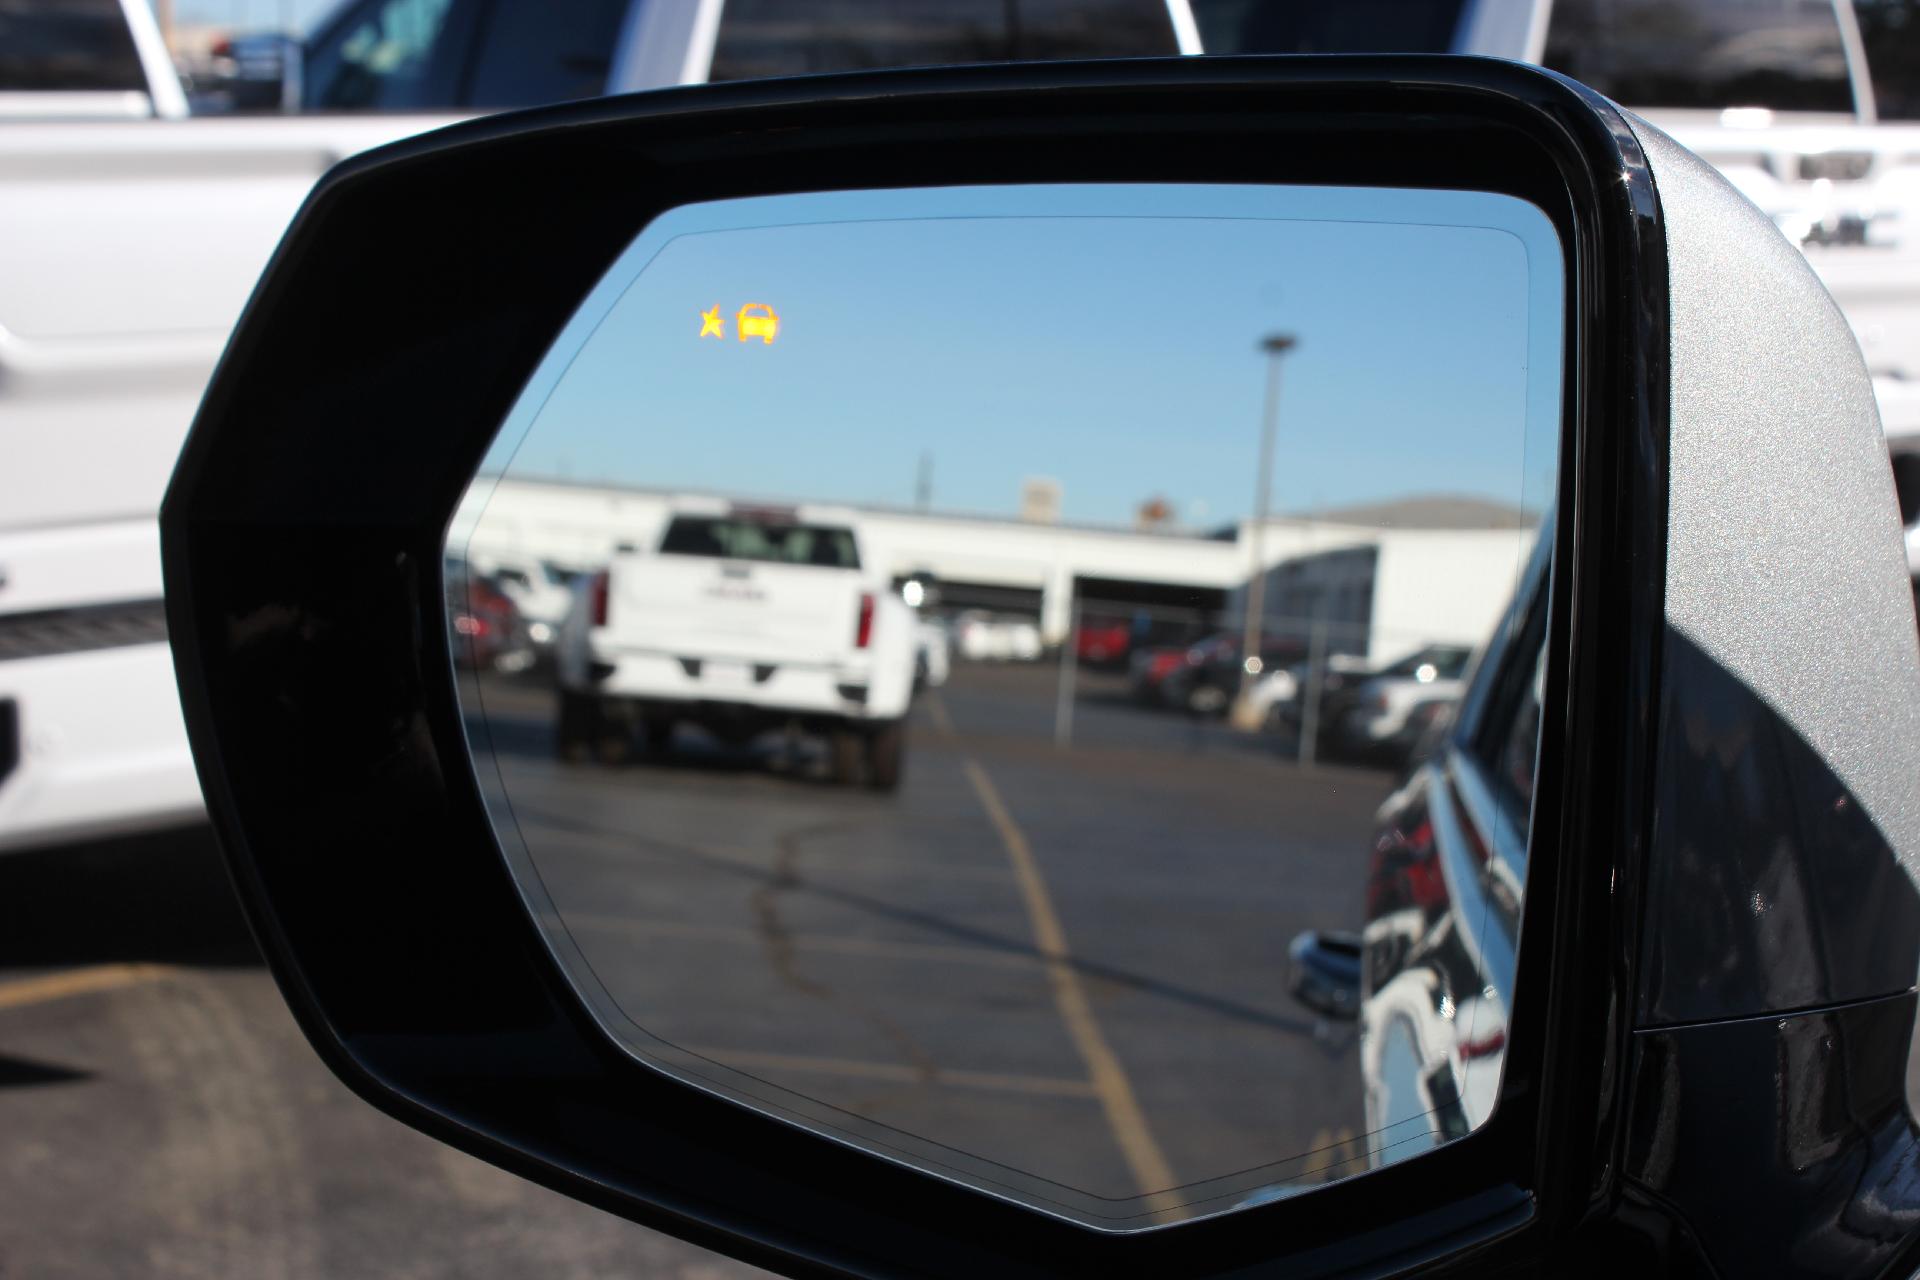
[160,56,1920,1279]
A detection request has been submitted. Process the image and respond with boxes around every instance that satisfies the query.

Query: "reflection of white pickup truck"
[555,502,916,790]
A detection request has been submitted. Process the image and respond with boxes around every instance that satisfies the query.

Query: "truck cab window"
[303,0,463,110]
[464,0,627,107]
[706,0,1179,82]
[1188,0,1465,55]
[1856,0,1920,118]
[1542,0,1855,114]
[0,0,146,91]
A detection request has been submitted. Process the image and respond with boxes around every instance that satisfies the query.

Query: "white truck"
[0,0,1190,849]
[554,501,917,789]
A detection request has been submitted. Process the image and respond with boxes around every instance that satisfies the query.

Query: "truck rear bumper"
[0,642,203,852]
[571,648,897,721]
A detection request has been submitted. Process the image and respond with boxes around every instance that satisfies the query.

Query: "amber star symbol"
[699,305,724,338]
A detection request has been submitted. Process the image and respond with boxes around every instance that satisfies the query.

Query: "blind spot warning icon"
[737,303,779,344]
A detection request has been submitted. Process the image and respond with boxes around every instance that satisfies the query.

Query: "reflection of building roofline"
[479,473,1533,545]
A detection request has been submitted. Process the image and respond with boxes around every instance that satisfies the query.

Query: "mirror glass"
[447,184,1562,1229]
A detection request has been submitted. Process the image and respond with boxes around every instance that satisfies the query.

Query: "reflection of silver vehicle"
[554,500,915,788]
[1292,542,1546,1168]
[1333,645,1473,761]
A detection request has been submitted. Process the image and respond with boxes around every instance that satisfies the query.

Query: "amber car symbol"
[737,303,780,344]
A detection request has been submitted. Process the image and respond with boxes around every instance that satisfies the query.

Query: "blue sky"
[176,0,337,32]
[485,184,1563,529]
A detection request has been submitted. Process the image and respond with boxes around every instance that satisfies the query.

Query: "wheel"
[864,721,905,792]
[555,689,596,763]
[593,720,634,766]
[830,728,864,785]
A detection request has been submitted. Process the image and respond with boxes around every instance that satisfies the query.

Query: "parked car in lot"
[1127,643,1189,705]
[953,610,1044,663]
[553,500,916,788]
[466,551,577,654]
[1159,633,1303,716]
[1329,644,1474,763]
[1073,615,1134,668]
[446,569,534,675]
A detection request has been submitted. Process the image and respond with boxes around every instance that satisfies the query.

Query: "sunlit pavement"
[0,827,764,1279]
[474,662,1389,1221]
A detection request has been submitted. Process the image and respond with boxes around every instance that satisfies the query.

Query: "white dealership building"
[456,477,1535,666]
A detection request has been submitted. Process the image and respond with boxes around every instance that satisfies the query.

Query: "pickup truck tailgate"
[610,555,863,669]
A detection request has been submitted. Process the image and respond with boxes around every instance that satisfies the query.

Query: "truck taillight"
[589,571,610,627]
[855,593,875,649]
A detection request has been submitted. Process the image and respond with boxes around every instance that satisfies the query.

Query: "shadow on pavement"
[0,823,260,970]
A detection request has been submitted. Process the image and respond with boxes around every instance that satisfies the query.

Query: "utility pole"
[915,451,933,512]
[1239,333,1297,698]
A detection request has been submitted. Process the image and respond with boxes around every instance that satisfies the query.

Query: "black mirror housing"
[160,54,1920,1278]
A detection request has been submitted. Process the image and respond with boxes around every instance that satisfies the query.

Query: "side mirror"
[161,56,1920,1279]
[1287,930,1362,1021]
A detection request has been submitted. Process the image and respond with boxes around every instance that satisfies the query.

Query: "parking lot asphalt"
[0,659,1395,1275]
[471,661,1394,1224]
[0,829,763,1279]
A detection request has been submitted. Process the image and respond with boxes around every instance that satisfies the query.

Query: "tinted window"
[658,516,861,569]
[1543,0,1854,113]
[1857,0,1920,119]
[1472,606,1546,828]
[465,0,625,106]
[304,0,461,110]
[0,0,146,91]
[707,0,1177,81]
[1190,0,1464,53]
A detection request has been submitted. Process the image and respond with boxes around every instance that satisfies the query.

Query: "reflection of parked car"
[914,615,951,688]
[470,551,577,651]
[553,500,915,788]
[954,611,1043,662]
[1289,544,1546,1171]
[1267,652,1373,735]
[1244,666,1298,731]
[1160,634,1302,716]
[447,571,535,675]
[1127,645,1187,704]
[1074,617,1133,668]
[1332,644,1474,762]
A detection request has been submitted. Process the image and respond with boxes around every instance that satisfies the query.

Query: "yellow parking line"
[687,1045,1098,1099]
[0,963,173,1011]
[961,760,1181,1208]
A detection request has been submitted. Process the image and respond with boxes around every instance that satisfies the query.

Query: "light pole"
[1239,334,1297,699]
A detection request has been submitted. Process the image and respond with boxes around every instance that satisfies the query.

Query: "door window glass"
[465,0,626,106]
[304,0,460,110]
[0,0,146,91]
[706,0,1178,81]
[1542,0,1854,113]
